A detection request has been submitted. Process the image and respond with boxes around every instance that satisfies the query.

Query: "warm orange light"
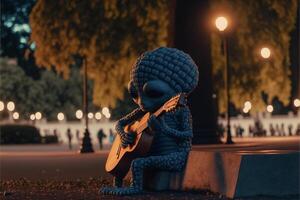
[215,16,228,31]
[260,47,271,59]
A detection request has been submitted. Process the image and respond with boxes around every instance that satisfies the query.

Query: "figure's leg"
[99,176,123,195]
[113,176,123,187]
[99,151,188,196]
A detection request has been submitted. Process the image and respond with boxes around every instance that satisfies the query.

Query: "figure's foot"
[99,186,142,196]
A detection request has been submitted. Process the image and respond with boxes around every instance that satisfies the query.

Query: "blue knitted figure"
[100,47,199,195]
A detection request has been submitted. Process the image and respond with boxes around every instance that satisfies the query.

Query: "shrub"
[0,124,42,144]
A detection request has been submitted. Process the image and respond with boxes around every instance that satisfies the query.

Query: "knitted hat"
[130,47,199,94]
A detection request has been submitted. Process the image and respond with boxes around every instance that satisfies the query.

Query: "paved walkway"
[1,137,299,181]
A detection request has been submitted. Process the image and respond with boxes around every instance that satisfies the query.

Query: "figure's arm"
[148,106,193,139]
[115,108,145,146]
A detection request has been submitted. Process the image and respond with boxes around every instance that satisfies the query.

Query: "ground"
[1,178,299,200]
[0,137,299,199]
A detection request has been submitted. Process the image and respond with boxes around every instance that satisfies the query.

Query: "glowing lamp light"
[30,114,35,121]
[7,101,15,111]
[105,113,111,119]
[35,112,42,120]
[75,110,83,119]
[243,107,249,114]
[244,101,252,110]
[13,112,19,120]
[57,112,65,121]
[88,112,94,119]
[102,107,110,116]
[215,16,228,32]
[260,47,271,59]
[266,105,274,113]
[0,101,4,111]
[294,99,300,108]
[95,112,102,120]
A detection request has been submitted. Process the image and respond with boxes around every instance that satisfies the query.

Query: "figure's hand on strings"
[121,132,136,148]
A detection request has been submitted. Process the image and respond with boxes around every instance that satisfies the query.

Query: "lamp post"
[215,16,233,144]
[80,57,94,153]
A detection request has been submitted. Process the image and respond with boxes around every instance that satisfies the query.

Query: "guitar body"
[105,113,154,178]
[105,94,186,178]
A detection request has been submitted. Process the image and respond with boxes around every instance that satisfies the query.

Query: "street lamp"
[260,47,271,59]
[80,57,94,153]
[215,16,233,144]
[215,16,228,32]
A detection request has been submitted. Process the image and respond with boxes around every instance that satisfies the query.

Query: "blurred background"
[0,0,299,149]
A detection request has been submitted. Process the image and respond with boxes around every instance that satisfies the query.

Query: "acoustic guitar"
[105,93,186,178]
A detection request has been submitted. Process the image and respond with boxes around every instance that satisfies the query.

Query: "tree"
[30,0,169,108]
[0,58,44,118]
[0,0,43,80]
[210,0,298,113]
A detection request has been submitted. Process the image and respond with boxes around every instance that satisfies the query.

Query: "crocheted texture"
[130,47,199,94]
[100,47,199,196]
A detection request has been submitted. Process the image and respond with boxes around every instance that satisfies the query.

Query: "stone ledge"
[182,150,300,198]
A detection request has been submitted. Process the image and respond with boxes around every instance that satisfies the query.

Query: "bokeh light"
[215,16,228,32]
[35,112,42,120]
[95,112,102,120]
[30,114,35,121]
[244,101,252,110]
[260,47,271,59]
[7,101,15,111]
[294,99,300,108]
[75,109,83,119]
[88,112,94,119]
[0,101,4,111]
[57,112,65,121]
[13,112,19,120]
[266,105,274,113]
[102,107,110,116]
[105,113,111,119]
[243,107,249,114]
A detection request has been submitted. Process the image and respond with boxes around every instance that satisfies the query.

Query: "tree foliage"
[211,0,298,113]
[0,58,44,117]
[0,58,95,121]
[29,0,169,108]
